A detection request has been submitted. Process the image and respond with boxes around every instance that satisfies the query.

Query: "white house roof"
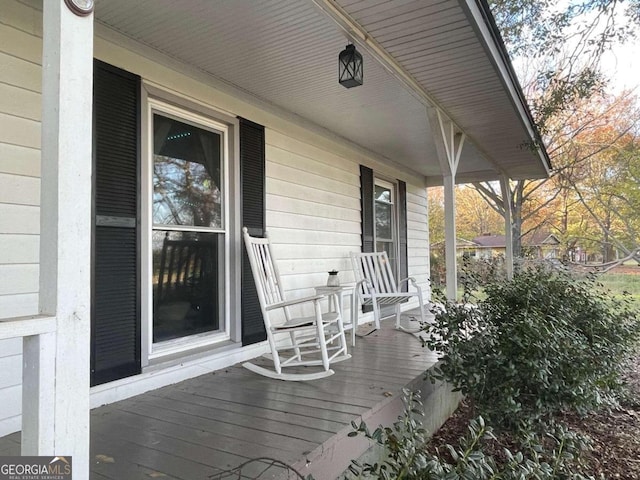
[93,0,550,184]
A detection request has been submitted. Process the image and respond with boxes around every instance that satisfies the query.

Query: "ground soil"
[427,353,640,479]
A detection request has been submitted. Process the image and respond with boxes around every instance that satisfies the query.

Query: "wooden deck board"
[213,368,410,403]
[148,389,346,434]
[0,319,440,480]
[92,409,302,466]
[116,395,332,447]
[91,433,243,480]
[206,368,388,407]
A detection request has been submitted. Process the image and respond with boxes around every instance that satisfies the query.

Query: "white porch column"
[39,1,93,477]
[500,175,514,280]
[442,174,457,300]
[428,108,465,301]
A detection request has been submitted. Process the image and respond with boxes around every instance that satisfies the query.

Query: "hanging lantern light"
[338,44,363,88]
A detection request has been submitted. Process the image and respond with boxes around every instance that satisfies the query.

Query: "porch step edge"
[292,362,462,480]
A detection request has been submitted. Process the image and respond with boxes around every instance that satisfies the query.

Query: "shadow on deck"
[0,312,460,480]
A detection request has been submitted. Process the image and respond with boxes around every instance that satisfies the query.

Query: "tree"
[455,186,504,240]
[428,187,445,246]
[556,100,640,265]
[473,0,640,259]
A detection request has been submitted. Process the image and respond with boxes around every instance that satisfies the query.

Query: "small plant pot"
[327,270,340,287]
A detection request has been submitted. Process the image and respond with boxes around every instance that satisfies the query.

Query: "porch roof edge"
[465,0,553,174]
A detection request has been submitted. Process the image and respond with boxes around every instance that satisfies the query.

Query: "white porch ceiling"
[93,0,550,184]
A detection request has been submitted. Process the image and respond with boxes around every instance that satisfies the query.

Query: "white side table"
[315,284,358,346]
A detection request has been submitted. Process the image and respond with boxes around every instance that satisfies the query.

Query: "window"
[148,102,229,349]
[374,178,398,275]
[360,165,408,294]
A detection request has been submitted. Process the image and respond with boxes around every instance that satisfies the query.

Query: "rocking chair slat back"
[353,252,398,295]
[246,236,285,309]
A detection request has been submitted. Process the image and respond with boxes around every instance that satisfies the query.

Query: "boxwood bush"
[424,265,640,428]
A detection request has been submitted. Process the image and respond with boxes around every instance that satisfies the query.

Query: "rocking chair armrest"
[397,276,420,289]
[356,278,376,294]
[265,294,326,311]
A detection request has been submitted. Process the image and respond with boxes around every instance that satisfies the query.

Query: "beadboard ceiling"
[92,0,549,184]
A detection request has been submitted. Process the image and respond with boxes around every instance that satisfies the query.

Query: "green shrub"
[424,265,640,428]
[346,390,595,480]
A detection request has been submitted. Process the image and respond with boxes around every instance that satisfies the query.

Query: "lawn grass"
[598,273,640,310]
[448,270,639,309]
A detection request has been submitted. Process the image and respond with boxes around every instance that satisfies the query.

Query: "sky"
[601,36,640,93]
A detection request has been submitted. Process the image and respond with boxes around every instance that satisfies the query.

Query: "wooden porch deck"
[0,315,454,480]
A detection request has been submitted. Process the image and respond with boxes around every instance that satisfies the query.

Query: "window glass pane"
[374,180,396,279]
[153,114,222,228]
[375,202,392,240]
[152,230,222,342]
[375,185,391,203]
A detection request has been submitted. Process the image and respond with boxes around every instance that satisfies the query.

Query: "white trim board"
[90,341,268,408]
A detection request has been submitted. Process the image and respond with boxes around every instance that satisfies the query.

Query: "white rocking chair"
[350,251,426,332]
[242,227,351,381]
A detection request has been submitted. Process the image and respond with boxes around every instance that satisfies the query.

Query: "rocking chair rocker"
[242,227,351,381]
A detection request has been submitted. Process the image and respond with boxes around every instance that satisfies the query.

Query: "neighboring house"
[0,0,550,473]
[468,232,561,259]
[454,238,482,257]
[522,231,562,259]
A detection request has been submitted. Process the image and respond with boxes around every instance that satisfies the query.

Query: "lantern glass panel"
[338,45,363,88]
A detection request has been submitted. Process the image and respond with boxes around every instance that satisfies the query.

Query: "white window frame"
[142,97,232,360]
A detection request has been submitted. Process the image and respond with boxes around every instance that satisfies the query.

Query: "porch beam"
[500,175,514,279]
[38,1,93,476]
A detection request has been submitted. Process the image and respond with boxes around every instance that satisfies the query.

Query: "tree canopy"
[449,0,640,265]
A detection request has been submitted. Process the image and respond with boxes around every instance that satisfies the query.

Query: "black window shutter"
[239,117,267,346]
[359,166,374,313]
[91,60,141,386]
[360,165,374,253]
[398,180,409,292]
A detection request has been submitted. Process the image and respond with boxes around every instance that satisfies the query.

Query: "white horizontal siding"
[267,210,360,234]
[266,193,359,222]
[0,143,40,177]
[0,234,39,264]
[265,130,431,316]
[0,264,39,296]
[0,338,22,357]
[0,111,40,149]
[0,354,21,389]
[0,385,22,427]
[265,128,362,319]
[406,184,430,298]
[0,82,41,121]
[0,352,22,436]
[0,50,42,92]
[0,293,38,319]
[0,3,42,437]
[0,173,40,205]
[0,22,42,66]
[0,204,39,234]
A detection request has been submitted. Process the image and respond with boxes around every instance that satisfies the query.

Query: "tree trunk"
[511,181,524,259]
